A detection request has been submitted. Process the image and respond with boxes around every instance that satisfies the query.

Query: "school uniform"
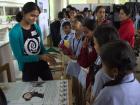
[60,18,70,39]
[60,32,74,44]
[66,33,83,78]
[77,44,97,89]
[86,56,102,89]
[93,73,140,105]
[91,68,112,97]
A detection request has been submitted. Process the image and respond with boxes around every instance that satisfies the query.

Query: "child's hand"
[86,101,90,105]
[83,37,89,48]
[69,55,77,60]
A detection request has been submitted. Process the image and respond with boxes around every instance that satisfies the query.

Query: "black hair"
[95,6,105,13]
[70,7,77,12]
[94,24,119,47]
[100,40,137,87]
[0,88,7,105]
[83,19,96,31]
[83,7,89,12]
[62,21,71,28]
[120,5,131,16]
[88,10,92,13]
[16,2,41,22]
[58,11,64,20]
[74,15,85,25]
[62,8,67,13]
[65,11,70,18]
[67,5,72,9]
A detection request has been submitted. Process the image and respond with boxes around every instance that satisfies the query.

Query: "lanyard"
[72,38,81,55]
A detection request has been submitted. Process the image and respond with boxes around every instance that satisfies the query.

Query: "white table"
[0,80,72,105]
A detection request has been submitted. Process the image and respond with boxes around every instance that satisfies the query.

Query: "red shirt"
[118,18,135,48]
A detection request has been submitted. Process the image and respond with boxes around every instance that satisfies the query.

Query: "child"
[59,21,74,56]
[78,19,97,89]
[93,41,140,105]
[65,15,85,105]
[86,25,119,104]
[66,15,85,78]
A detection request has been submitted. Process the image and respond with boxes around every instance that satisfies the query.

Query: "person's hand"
[46,55,57,65]
[69,55,77,60]
[40,54,56,65]
[40,54,47,62]
[83,37,89,48]
[86,101,90,105]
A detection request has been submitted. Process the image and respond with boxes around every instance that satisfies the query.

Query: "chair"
[0,63,12,82]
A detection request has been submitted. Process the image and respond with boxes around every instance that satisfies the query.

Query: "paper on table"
[5,80,69,105]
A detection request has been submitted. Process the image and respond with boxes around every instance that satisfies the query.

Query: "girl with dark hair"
[86,24,119,105]
[64,15,85,105]
[66,15,84,78]
[78,19,97,89]
[9,2,56,81]
[94,6,111,26]
[69,7,77,21]
[93,40,140,105]
[119,5,135,48]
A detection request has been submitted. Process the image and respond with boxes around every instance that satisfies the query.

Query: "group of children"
[58,4,140,105]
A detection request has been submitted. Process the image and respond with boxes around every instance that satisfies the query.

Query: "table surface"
[0,80,72,105]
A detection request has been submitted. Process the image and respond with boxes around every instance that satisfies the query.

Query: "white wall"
[50,0,68,21]
[0,0,35,7]
[72,4,90,11]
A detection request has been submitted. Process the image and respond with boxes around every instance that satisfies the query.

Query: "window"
[5,7,19,15]
[119,0,128,4]
[0,7,4,16]
[69,0,87,4]
[68,0,128,4]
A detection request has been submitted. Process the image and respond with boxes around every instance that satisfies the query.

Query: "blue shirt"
[93,73,140,105]
[69,33,83,57]
[92,68,112,97]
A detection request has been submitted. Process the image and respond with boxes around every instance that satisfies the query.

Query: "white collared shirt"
[93,73,140,105]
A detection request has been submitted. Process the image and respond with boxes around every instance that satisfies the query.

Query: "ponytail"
[16,11,23,22]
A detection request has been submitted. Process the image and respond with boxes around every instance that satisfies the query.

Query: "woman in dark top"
[9,2,56,81]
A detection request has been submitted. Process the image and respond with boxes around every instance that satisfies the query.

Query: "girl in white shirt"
[93,41,140,105]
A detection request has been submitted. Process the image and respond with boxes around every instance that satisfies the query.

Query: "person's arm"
[9,29,40,63]
[78,37,97,68]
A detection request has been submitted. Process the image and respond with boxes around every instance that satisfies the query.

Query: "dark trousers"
[22,60,53,82]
